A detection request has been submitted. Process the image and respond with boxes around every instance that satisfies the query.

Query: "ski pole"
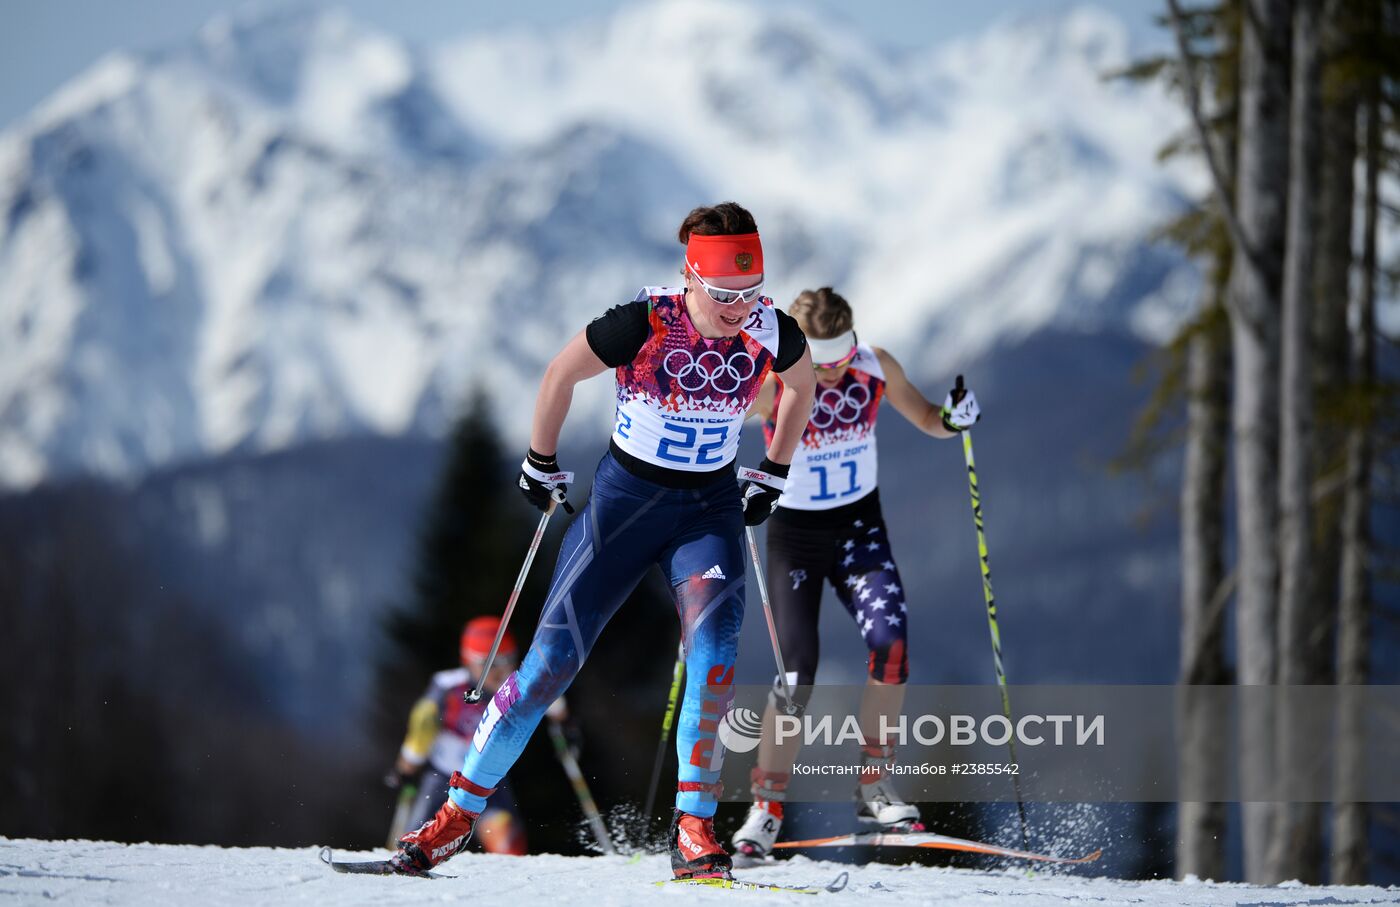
[546,716,615,854]
[384,781,418,850]
[642,641,686,822]
[955,376,1030,848]
[467,484,572,704]
[745,525,797,714]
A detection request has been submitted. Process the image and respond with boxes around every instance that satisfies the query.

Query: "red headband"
[685,232,764,279]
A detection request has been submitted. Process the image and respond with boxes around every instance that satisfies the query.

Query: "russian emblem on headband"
[687,232,763,277]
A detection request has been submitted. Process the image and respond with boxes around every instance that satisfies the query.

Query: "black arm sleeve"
[773,310,808,373]
[585,300,651,367]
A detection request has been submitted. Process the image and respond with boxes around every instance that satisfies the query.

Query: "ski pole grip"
[551,486,575,514]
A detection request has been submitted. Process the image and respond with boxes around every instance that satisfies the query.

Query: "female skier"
[391,202,816,880]
[730,287,980,860]
[387,617,529,855]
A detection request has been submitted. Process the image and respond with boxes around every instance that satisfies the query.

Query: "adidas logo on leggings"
[701,565,726,580]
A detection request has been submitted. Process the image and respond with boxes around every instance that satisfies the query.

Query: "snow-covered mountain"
[0,1,1196,488]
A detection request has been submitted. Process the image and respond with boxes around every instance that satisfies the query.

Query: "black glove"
[518,449,575,513]
[383,767,415,790]
[940,374,981,433]
[738,458,789,526]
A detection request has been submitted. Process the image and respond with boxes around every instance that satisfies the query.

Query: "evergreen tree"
[384,391,537,680]
[1117,0,1239,879]
[1156,0,1400,882]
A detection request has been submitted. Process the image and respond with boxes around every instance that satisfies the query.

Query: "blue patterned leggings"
[452,452,746,818]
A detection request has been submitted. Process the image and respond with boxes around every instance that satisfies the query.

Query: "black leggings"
[765,491,910,705]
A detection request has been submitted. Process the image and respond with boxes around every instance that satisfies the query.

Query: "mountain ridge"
[0,1,1195,488]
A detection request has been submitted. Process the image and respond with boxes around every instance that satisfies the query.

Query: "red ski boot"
[669,809,733,879]
[390,772,484,874]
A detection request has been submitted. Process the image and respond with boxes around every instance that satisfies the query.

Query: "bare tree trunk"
[1162,2,1240,880]
[1331,75,1379,888]
[1177,304,1231,881]
[1230,0,1292,882]
[1270,0,1323,882]
[1309,0,1358,640]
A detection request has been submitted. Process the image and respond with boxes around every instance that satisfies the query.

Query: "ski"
[657,871,849,895]
[774,832,1101,865]
[318,847,440,878]
[730,852,776,870]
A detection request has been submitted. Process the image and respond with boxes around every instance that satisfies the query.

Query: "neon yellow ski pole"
[642,642,686,823]
[955,375,1029,848]
[547,716,615,854]
[384,782,418,850]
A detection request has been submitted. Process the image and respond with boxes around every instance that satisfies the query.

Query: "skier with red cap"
[386,617,541,855]
[390,202,816,880]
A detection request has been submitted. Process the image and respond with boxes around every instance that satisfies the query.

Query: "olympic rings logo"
[663,348,757,394]
[810,383,871,428]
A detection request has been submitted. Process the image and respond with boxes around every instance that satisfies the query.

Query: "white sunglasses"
[686,264,765,306]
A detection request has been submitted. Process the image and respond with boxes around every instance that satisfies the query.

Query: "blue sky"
[1,1,1164,129]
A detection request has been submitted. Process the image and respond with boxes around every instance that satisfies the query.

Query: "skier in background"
[389,201,816,879]
[387,616,557,856]
[731,287,981,860]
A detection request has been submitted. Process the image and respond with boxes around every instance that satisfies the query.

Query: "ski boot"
[732,800,783,863]
[855,745,923,832]
[390,772,483,874]
[732,768,789,863]
[670,809,733,879]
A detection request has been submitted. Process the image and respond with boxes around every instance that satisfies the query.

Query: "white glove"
[941,381,981,432]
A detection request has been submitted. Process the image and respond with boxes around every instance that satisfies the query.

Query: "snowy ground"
[2,839,1398,907]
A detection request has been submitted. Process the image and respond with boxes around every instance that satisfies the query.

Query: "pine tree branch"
[1165,0,1261,274]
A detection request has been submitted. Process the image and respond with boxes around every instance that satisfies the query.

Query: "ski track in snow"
[1,839,1396,907]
